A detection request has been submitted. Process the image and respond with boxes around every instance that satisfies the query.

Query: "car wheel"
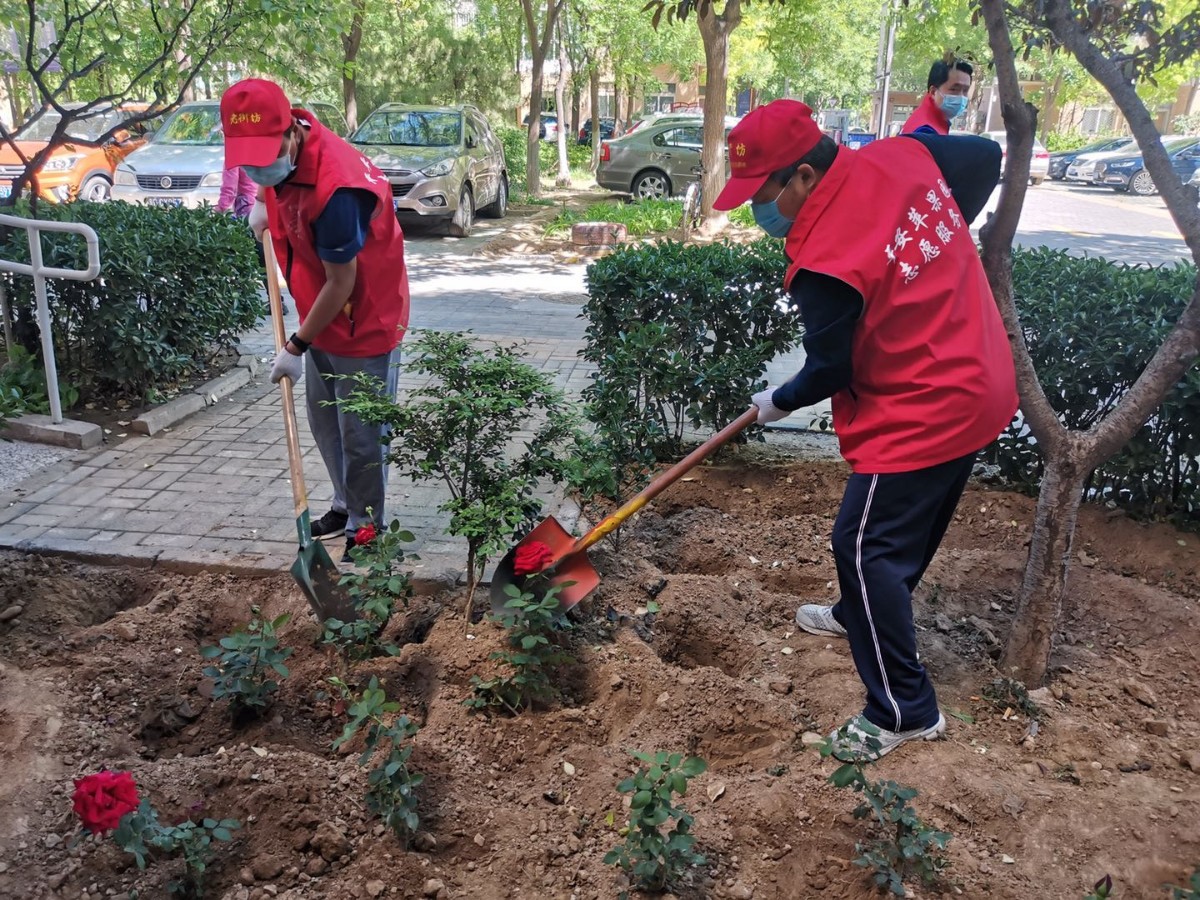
[482,175,508,219]
[1128,169,1156,196]
[448,185,475,237]
[80,175,111,203]
[632,169,671,200]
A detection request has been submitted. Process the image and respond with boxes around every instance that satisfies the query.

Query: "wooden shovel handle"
[570,406,760,555]
[263,233,310,523]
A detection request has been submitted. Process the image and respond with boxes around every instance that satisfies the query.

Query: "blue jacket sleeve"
[771,271,863,412]
[313,187,377,263]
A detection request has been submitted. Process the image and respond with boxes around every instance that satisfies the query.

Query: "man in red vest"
[716,99,1016,761]
[221,78,410,563]
[902,57,973,135]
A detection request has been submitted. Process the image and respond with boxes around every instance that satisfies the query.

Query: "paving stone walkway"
[0,233,825,581]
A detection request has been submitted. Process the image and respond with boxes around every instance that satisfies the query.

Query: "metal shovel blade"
[292,510,358,623]
[490,516,600,615]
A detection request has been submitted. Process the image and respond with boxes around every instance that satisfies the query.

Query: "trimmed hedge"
[0,200,263,402]
[581,238,798,466]
[985,248,1200,524]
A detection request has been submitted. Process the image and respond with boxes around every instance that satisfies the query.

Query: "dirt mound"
[0,457,1198,899]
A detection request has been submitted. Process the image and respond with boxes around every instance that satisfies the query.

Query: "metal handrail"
[0,213,101,424]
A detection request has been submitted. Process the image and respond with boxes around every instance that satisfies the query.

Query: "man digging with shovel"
[222,78,409,565]
[717,100,1018,762]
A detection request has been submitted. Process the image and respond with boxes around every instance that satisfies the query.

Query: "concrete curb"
[0,414,102,450]
[132,354,260,436]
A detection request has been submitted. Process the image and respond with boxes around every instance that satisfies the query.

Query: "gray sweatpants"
[304,346,400,538]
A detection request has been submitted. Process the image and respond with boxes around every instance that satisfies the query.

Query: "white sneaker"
[828,712,947,762]
[795,604,848,638]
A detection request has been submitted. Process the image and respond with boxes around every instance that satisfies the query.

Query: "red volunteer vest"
[784,139,1017,474]
[266,110,409,357]
[902,93,950,135]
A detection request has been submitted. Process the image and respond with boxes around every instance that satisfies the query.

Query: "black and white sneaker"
[342,537,355,564]
[311,509,348,539]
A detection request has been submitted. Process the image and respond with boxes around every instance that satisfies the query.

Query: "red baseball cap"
[220,79,293,168]
[714,100,824,210]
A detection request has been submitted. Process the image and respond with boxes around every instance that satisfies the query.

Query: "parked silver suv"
[349,103,507,237]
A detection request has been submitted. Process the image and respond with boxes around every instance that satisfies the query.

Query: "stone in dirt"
[252,857,285,880]
[0,604,23,622]
[1181,751,1200,772]
[423,878,447,897]
[311,822,350,861]
[304,857,328,877]
[1123,680,1157,708]
[728,882,754,899]
[768,678,793,695]
[366,880,386,897]
[1142,719,1170,737]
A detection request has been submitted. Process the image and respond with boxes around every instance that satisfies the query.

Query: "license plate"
[0,183,10,199]
[146,196,182,207]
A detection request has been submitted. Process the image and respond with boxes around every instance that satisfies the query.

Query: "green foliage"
[1044,130,1107,152]
[1175,114,1200,135]
[112,798,240,899]
[0,344,78,424]
[338,331,585,595]
[200,607,293,721]
[604,750,708,894]
[545,199,683,237]
[496,126,593,192]
[331,676,424,845]
[981,248,1200,526]
[0,201,262,403]
[983,676,1042,719]
[727,203,756,227]
[817,724,951,896]
[1085,873,1115,899]
[581,238,799,467]
[465,581,573,715]
[1168,867,1200,899]
[323,520,416,660]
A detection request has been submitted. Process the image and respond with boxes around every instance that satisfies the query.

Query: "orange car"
[0,103,156,203]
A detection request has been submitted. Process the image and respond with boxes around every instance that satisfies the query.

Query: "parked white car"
[1065,145,1136,184]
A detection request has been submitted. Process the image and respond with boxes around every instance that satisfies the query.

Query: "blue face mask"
[244,150,295,187]
[938,93,968,121]
[751,186,795,238]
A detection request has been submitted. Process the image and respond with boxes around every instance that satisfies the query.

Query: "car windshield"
[156,106,223,145]
[352,110,462,146]
[18,110,114,142]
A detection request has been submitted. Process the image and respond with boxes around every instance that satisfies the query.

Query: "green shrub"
[1044,130,1101,153]
[496,125,593,193]
[727,203,756,227]
[981,248,1200,525]
[545,199,682,237]
[581,238,798,465]
[0,344,77,424]
[0,200,263,403]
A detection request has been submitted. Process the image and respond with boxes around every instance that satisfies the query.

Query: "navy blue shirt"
[313,188,376,263]
[772,133,1001,413]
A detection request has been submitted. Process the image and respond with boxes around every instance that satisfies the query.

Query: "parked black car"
[1095,135,1200,196]
[1047,136,1132,180]
[578,117,616,145]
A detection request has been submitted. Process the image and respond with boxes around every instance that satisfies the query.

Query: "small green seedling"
[324,519,415,660]
[604,750,708,894]
[1085,874,1115,899]
[112,798,240,898]
[200,606,292,721]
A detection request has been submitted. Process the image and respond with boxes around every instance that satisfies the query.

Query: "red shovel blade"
[489,517,600,615]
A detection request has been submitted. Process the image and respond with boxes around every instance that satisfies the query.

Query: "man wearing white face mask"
[719,99,1015,762]
[221,78,409,563]
[902,57,973,135]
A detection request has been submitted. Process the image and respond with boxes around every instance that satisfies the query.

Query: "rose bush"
[72,770,140,834]
[355,524,377,546]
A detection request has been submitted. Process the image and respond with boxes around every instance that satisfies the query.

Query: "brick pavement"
[0,236,824,580]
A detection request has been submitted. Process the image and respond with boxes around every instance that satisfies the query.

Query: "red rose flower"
[354,524,377,546]
[72,771,140,834]
[512,540,554,576]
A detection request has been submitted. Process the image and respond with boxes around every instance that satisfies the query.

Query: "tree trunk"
[570,87,581,143]
[589,66,601,171]
[999,456,1087,683]
[612,80,622,133]
[342,0,366,133]
[1040,71,1063,144]
[519,0,564,199]
[555,26,571,187]
[696,0,740,220]
[626,77,638,125]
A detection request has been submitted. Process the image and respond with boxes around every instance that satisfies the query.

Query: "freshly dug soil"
[1,457,1198,900]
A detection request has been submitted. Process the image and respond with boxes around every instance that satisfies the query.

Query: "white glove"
[270,348,305,385]
[249,199,268,240]
[752,388,790,425]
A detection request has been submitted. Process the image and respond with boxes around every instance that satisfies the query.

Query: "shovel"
[263,232,357,624]
[490,406,760,615]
